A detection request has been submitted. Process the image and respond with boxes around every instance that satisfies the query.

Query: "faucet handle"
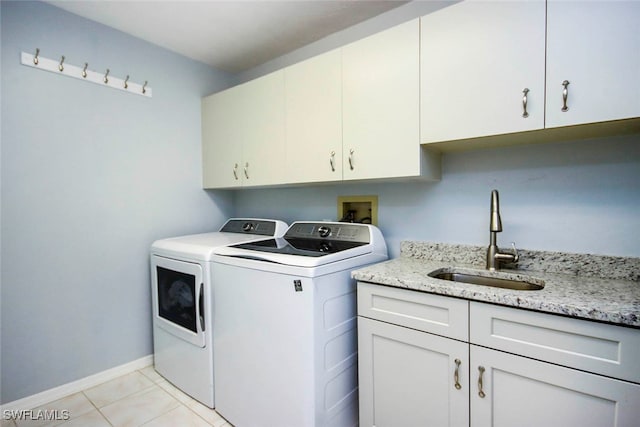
[509,242,519,263]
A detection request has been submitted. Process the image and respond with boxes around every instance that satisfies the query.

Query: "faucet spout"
[490,189,502,232]
[486,190,519,271]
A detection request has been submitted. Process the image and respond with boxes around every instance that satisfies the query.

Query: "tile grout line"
[101,383,178,427]
[136,385,188,427]
[134,368,193,427]
[76,370,160,427]
[80,390,114,427]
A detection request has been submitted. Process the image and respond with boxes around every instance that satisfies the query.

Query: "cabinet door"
[546,0,640,128]
[202,86,244,188]
[471,345,640,427]
[241,70,286,187]
[358,317,469,427]
[285,49,342,184]
[342,19,421,181]
[421,0,545,143]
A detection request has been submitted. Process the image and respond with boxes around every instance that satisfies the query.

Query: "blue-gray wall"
[1,1,234,403]
[234,135,640,259]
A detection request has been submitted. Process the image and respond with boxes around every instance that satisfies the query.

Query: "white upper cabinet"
[421,0,546,143]
[202,84,244,189]
[240,71,286,187]
[343,19,429,181]
[202,71,285,189]
[202,1,639,189]
[545,0,640,128]
[284,49,342,184]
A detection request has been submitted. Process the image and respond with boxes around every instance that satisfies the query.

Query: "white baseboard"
[1,355,153,412]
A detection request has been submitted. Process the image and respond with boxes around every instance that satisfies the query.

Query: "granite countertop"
[352,241,640,328]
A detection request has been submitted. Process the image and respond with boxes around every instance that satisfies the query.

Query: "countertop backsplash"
[400,241,640,282]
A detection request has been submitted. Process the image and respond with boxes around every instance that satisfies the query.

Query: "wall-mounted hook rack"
[20,50,152,98]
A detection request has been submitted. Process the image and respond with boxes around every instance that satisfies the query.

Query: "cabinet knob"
[454,358,462,390]
[330,151,336,172]
[233,163,238,180]
[348,149,355,171]
[244,162,249,179]
[561,80,570,112]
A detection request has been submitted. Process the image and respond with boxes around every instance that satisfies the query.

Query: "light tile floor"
[2,367,232,427]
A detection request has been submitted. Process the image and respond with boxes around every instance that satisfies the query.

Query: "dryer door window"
[157,266,198,333]
[151,255,205,348]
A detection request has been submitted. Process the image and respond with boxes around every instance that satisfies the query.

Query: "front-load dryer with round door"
[150,218,287,408]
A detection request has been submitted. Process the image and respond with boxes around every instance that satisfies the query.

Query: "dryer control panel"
[220,219,285,236]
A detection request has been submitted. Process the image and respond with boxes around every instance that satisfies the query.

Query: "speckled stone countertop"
[352,241,640,328]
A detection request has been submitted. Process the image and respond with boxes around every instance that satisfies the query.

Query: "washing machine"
[150,218,287,408]
[211,221,388,426]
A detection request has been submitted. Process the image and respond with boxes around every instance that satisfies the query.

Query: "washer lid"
[231,237,366,258]
[213,221,388,267]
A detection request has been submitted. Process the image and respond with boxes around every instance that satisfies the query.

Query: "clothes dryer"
[150,218,287,408]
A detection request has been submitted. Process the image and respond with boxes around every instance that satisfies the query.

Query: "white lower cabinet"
[358,317,469,427]
[357,282,640,427]
[471,345,640,427]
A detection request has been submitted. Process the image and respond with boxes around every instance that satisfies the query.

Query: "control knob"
[317,226,331,238]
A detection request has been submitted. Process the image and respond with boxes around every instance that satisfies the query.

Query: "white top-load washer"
[211,221,388,427]
[150,218,287,408]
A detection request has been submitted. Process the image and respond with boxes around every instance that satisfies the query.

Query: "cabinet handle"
[330,151,336,172]
[561,80,570,112]
[244,162,249,179]
[454,359,462,390]
[522,88,529,118]
[477,366,486,398]
[233,163,238,180]
[348,149,355,171]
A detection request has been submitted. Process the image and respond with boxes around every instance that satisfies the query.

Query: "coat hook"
[103,69,110,84]
[142,81,148,94]
[34,48,40,65]
[124,75,129,89]
[58,55,65,72]
[82,63,88,78]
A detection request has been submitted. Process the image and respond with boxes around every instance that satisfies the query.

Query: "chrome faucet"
[486,190,519,271]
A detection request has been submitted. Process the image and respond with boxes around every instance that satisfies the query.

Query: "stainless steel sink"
[429,270,544,291]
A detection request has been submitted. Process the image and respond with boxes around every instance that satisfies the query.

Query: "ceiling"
[46,0,410,73]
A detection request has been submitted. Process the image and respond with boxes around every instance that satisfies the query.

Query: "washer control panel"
[284,222,371,243]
